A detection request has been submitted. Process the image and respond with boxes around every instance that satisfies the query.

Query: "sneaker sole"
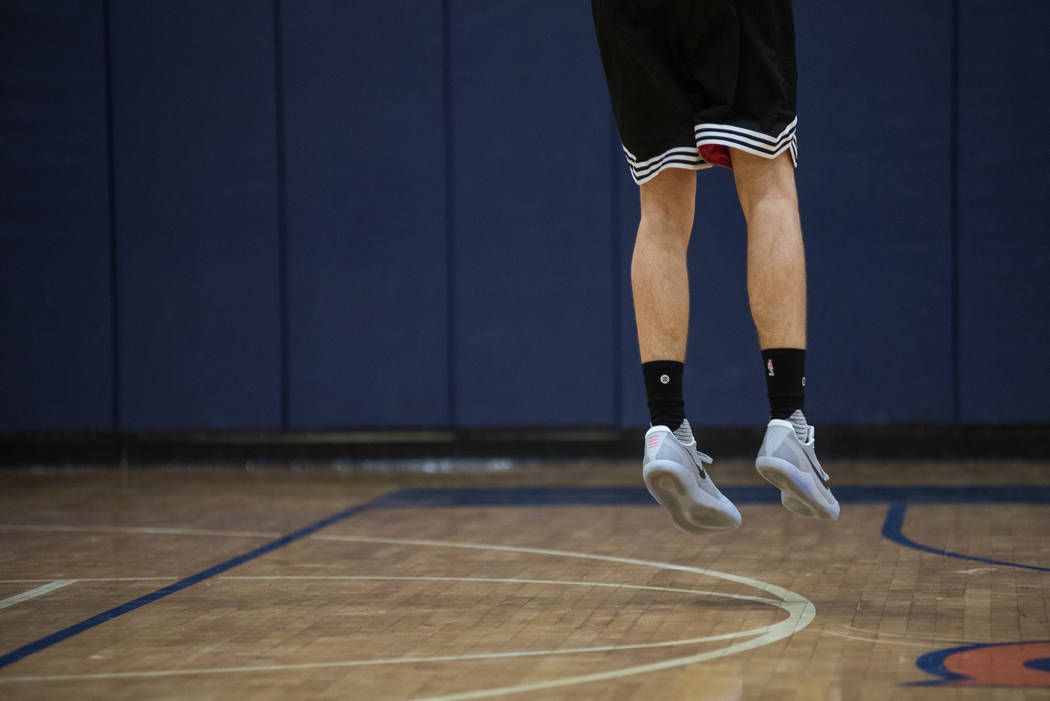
[643,460,741,533]
[755,457,840,520]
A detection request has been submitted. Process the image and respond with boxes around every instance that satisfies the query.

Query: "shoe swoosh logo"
[686,452,707,480]
[802,450,829,488]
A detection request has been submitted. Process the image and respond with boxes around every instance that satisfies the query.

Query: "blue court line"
[0,501,373,670]
[881,501,1050,573]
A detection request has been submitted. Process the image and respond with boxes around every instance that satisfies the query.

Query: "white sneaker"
[642,420,742,533]
[755,412,840,520]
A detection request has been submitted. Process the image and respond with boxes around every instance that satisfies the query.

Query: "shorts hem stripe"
[693,117,797,147]
[623,145,702,168]
[633,161,712,185]
[694,118,798,166]
[623,143,709,184]
[633,155,703,179]
[620,116,799,184]
[695,135,794,157]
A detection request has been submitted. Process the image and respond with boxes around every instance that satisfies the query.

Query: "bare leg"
[634,168,743,532]
[732,151,806,350]
[632,168,696,363]
[736,150,839,518]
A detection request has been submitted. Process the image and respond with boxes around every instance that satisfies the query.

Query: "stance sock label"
[642,360,686,431]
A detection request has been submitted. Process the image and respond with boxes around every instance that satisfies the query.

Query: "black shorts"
[591,0,799,184]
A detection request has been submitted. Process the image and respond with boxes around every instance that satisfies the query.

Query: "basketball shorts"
[591,0,799,184]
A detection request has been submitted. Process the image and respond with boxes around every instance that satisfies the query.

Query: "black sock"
[762,348,805,420]
[642,361,686,431]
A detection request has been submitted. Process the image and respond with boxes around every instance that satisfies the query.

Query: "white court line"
[0,581,75,610]
[314,535,816,701]
[820,629,937,650]
[0,625,772,682]
[0,524,279,539]
[0,575,779,682]
[222,574,784,607]
[823,624,971,650]
[1,536,815,698]
[317,534,813,597]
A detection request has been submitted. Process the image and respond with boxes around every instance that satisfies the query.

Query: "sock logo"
[802,376,806,387]
[659,374,670,384]
[767,359,775,376]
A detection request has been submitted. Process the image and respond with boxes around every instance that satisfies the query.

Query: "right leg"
[633,167,692,431]
[632,167,696,364]
[591,0,739,533]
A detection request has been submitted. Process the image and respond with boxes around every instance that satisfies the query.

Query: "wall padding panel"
[795,1,954,424]
[282,2,448,428]
[451,1,617,427]
[0,0,113,431]
[109,0,281,429]
[957,0,1050,423]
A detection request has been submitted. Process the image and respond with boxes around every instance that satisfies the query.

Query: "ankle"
[642,360,686,431]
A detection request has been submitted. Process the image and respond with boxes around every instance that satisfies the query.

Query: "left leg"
[732,149,839,520]
[734,150,809,424]
[732,150,806,352]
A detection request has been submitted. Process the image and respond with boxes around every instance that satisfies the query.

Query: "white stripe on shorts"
[623,145,711,185]
[694,118,798,165]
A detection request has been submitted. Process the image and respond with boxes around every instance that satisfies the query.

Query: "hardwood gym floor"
[0,459,1048,699]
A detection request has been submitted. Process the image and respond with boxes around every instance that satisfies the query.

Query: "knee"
[638,170,695,245]
[639,204,691,247]
[733,151,797,217]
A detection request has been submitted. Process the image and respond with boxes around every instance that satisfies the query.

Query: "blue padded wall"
[0,1,113,431]
[281,2,448,429]
[2,1,1048,432]
[109,1,281,430]
[450,1,617,427]
[957,1,1050,423]
[794,1,954,424]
